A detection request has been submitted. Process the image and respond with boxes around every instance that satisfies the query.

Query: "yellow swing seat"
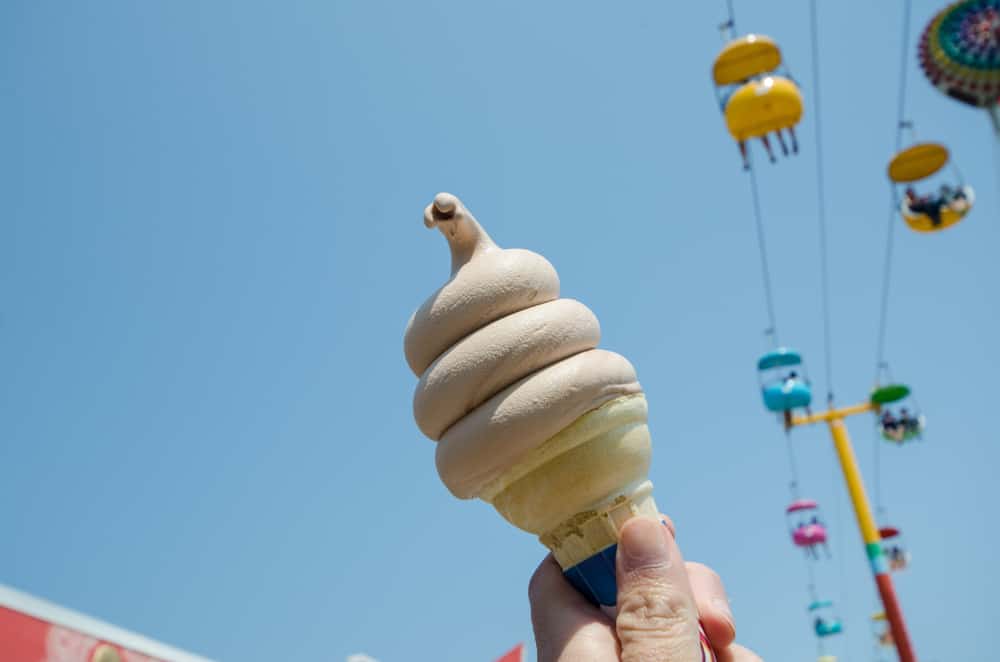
[901,185,974,232]
[724,76,803,141]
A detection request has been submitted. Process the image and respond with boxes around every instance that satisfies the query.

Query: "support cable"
[748,157,781,345]
[724,0,736,32]
[874,422,883,517]
[721,0,779,346]
[785,430,801,499]
[809,0,835,404]
[719,0,779,343]
[875,0,913,380]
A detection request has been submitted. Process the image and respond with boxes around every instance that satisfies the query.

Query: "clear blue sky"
[2,2,996,660]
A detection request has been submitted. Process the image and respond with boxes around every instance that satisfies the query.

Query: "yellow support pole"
[792,409,917,662]
[827,418,880,542]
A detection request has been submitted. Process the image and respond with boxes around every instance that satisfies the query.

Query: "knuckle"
[616,584,698,640]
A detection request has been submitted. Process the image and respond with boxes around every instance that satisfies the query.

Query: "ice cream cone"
[404,193,715,660]
[404,191,660,605]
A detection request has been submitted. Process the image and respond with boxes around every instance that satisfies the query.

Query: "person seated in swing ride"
[904,186,945,227]
[899,407,919,434]
[881,410,899,435]
[886,543,908,570]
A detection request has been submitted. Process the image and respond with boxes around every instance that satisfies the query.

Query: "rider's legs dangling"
[738,141,750,170]
[788,126,799,154]
[776,131,789,156]
[760,135,777,163]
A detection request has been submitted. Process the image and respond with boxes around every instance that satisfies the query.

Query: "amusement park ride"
[757,352,921,662]
[711,0,997,660]
[712,33,803,169]
[919,0,1000,133]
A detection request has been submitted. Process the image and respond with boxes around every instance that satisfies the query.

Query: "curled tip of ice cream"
[431,192,457,216]
[423,192,498,275]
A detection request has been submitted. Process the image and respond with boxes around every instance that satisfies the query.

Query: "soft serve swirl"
[405,193,642,499]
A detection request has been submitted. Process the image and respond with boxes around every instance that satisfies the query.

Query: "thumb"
[615,517,703,662]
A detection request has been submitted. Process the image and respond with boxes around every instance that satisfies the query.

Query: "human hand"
[529,516,762,662]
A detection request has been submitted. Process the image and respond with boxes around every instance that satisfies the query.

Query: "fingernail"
[711,597,735,632]
[621,517,670,571]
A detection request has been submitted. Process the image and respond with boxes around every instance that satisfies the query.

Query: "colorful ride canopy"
[712,34,783,85]
[879,525,902,539]
[919,0,1000,131]
[786,498,819,514]
[870,384,911,405]
[887,143,949,182]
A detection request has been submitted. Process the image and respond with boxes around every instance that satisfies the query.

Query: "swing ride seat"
[887,142,973,231]
[872,611,894,647]
[762,376,812,412]
[872,382,927,442]
[888,551,911,572]
[880,414,926,442]
[712,34,783,86]
[809,600,844,637]
[786,499,827,547]
[901,184,974,232]
[724,76,803,142]
[879,526,911,571]
[759,348,812,412]
[814,618,843,637]
[792,522,828,547]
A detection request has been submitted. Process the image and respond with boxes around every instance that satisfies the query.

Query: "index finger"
[686,561,736,650]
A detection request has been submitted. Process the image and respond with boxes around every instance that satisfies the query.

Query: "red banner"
[493,643,523,662]
[0,605,164,662]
